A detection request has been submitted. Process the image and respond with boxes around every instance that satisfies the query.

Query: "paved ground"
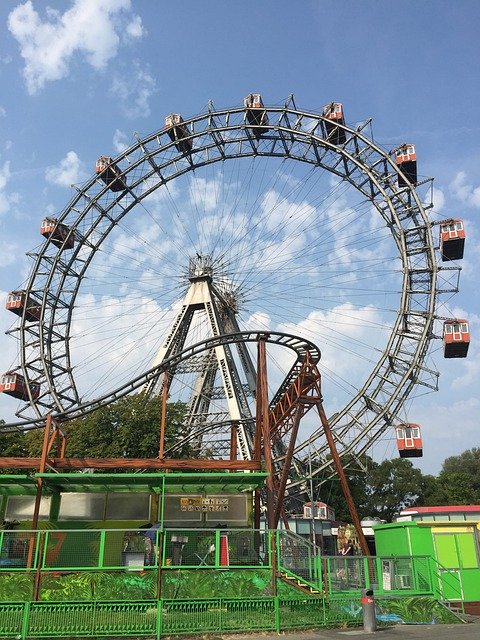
[225,622,480,640]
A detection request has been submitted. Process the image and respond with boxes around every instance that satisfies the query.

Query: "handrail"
[427,556,464,602]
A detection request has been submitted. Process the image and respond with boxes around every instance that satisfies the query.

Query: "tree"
[416,448,480,506]
[421,471,480,506]
[7,395,191,464]
[0,420,32,474]
[311,455,372,523]
[441,448,480,484]
[361,458,426,521]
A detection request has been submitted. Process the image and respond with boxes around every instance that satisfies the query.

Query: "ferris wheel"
[1,95,467,485]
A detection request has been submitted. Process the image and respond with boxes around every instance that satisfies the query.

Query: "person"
[340,540,354,556]
[340,540,355,583]
[143,523,161,566]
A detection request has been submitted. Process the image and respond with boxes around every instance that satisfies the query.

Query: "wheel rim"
[10,100,439,476]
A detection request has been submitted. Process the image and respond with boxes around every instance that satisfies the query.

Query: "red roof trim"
[400,505,480,514]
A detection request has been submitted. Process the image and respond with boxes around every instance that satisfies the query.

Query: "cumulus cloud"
[113,129,129,153]
[450,171,480,208]
[8,0,144,94]
[0,241,19,267]
[0,161,16,215]
[432,187,445,213]
[110,60,156,119]
[45,151,87,187]
[189,177,220,212]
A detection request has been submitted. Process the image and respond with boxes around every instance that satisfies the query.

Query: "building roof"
[0,472,268,496]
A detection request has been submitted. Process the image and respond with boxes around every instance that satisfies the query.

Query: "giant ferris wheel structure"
[1,94,468,498]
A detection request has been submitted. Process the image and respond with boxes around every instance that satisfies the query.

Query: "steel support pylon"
[144,255,257,460]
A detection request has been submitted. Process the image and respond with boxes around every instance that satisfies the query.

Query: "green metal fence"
[0,595,367,639]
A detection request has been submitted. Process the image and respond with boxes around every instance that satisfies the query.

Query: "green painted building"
[374,520,480,611]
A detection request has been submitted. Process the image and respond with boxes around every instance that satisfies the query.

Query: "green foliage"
[161,569,273,599]
[442,447,480,478]
[0,421,33,474]
[38,570,158,601]
[0,572,33,601]
[378,596,461,624]
[317,456,425,522]
[1,395,190,465]
[362,458,425,521]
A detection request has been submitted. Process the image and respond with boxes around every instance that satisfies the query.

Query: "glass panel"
[5,496,51,521]
[105,493,150,520]
[58,493,106,520]
[205,494,249,525]
[396,428,404,438]
[164,495,203,523]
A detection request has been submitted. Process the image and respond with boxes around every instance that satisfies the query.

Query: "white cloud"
[0,241,18,267]
[8,0,144,94]
[45,151,87,187]
[110,60,156,119]
[113,129,129,153]
[0,107,6,118]
[432,187,445,213]
[189,177,220,212]
[0,161,15,215]
[125,15,144,40]
[450,171,480,208]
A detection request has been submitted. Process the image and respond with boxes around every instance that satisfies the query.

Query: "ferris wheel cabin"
[165,114,193,153]
[443,319,470,358]
[95,157,127,192]
[5,290,41,322]
[395,423,423,458]
[244,94,269,137]
[322,102,346,145]
[0,372,40,401]
[395,144,417,187]
[40,217,74,249]
[440,219,465,261]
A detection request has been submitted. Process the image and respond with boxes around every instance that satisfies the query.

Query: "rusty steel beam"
[317,400,371,557]
[270,354,320,439]
[0,457,261,470]
[257,338,275,530]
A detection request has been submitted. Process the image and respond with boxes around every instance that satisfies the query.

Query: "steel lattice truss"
[5,97,451,483]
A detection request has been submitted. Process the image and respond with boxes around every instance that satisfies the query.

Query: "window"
[5,496,51,521]
[58,493,106,520]
[396,428,405,439]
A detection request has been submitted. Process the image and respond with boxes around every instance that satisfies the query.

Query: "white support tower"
[144,255,257,460]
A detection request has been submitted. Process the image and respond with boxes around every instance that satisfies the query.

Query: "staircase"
[441,600,480,623]
[277,530,323,596]
[278,568,323,596]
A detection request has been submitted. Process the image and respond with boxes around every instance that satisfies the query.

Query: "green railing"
[0,528,436,599]
[0,595,365,639]
[428,557,464,602]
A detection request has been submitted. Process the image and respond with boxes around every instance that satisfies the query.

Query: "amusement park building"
[374,510,480,614]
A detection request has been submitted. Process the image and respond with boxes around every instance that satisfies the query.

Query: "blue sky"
[0,0,479,476]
